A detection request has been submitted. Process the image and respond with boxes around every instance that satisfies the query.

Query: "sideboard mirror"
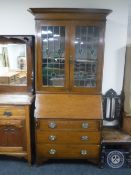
[0,36,34,93]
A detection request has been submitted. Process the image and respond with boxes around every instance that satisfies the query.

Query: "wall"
[0,0,128,94]
[127,0,131,45]
[123,1,131,115]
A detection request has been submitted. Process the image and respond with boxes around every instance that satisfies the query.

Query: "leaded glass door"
[36,21,70,91]
[70,22,104,93]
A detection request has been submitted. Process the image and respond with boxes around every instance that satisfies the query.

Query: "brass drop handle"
[3,111,12,117]
[81,122,89,129]
[48,135,56,141]
[80,150,88,155]
[48,121,57,129]
[49,149,56,155]
[81,136,88,141]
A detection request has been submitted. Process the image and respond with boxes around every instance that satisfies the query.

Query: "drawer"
[8,76,15,83]
[36,131,101,144]
[36,119,100,131]
[0,119,24,128]
[36,144,100,159]
[14,74,20,81]
[0,77,8,84]
[0,76,15,84]
[0,106,25,119]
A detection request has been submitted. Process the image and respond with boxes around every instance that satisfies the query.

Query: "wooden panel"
[36,131,101,144]
[0,120,26,148]
[36,144,100,159]
[35,94,102,119]
[24,105,31,164]
[37,119,100,131]
[0,126,8,146]
[7,126,25,147]
[122,116,131,135]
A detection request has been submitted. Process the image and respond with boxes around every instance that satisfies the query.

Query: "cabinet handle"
[81,136,88,141]
[48,121,57,129]
[49,149,56,155]
[80,150,88,155]
[81,122,89,129]
[4,128,9,132]
[3,111,12,117]
[48,135,56,141]
[69,56,73,64]
[10,128,16,132]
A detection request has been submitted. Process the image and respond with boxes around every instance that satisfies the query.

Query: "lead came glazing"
[74,26,99,88]
[42,26,65,87]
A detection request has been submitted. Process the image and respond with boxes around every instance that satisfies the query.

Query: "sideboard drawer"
[0,119,24,128]
[36,131,101,144]
[0,106,25,119]
[36,119,100,131]
[37,144,100,159]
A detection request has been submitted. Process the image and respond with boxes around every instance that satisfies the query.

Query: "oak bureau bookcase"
[29,8,111,164]
[0,35,35,164]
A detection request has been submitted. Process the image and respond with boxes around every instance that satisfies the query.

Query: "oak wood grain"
[36,119,100,131]
[36,144,100,159]
[35,94,102,119]
[36,131,101,144]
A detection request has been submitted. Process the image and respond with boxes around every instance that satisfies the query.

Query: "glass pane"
[41,26,65,87]
[74,26,99,88]
[0,44,27,86]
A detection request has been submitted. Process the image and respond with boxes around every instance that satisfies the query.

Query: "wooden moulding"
[35,94,103,119]
[29,8,112,20]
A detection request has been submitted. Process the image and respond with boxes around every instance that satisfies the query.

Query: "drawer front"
[36,119,100,131]
[0,77,9,84]
[36,131,101,144]
[0,106,25,119]
[0,120,24,128]
[36,144,100,159]
[9,76,15,83]
[0,76,15,84]
[14,74,20,81]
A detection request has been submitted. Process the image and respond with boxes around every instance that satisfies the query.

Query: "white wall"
[0,0,128,94]
[127,0,131,45]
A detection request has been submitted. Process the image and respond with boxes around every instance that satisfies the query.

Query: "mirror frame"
[0,35,35,93]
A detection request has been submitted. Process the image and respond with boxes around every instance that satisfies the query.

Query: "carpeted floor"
[0,157,131,175]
